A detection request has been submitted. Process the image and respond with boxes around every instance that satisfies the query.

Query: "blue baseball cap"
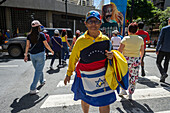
[85,10,101,22]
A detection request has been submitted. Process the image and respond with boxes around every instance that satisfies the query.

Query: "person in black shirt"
[24,20,54,95]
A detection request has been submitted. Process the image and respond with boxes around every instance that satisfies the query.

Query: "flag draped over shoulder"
[105,50,129,90]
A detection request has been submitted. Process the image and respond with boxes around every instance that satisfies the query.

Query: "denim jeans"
[61,42,69,61]
[50,51,61,66]
[30,51,46,90]
[156,51,170,76]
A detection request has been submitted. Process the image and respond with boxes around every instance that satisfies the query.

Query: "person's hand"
[105,50,113,59]
[69,47,72,52]
[64,75,71,85]
[61,45,63,48]
[156,51,159,55]
[24,56,28,62]
[51,50,54,55]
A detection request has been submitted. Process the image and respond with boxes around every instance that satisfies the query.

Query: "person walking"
[156,18,170,82]
[64,10,128,113]
[50,29,63,69]
[24,20,54,94]
[117,31,123,40]
[136,21,150,77]
[5,29,10,39]
[70,29,80,51]
[111,30,121,50]
[61,29,70,65]
[43,29,50,58]
[118,22,144,100]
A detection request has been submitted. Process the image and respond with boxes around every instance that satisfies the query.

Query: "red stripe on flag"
[114,57,121,81]
[76,59,107,78]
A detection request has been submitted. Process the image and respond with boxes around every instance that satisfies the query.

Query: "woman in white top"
[111,30,121,50]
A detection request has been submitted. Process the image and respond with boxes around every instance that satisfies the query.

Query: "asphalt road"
[0,52,170,113]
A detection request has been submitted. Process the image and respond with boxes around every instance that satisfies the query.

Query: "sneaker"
[141,69,145,77]
[160,74,168,82]
[119,89,127,97]
[62,60,66,64]
[57,64,63,68]
[40,79,46,86]
[29,90,39,95]
[50,66,54,70]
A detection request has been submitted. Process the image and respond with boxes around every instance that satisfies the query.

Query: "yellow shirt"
[61,36,66,42]
[121,35,144,57]
[66,30,110,76]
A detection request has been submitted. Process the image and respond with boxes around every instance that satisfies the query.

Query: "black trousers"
[50,51,61,66]
[156,51,170,75]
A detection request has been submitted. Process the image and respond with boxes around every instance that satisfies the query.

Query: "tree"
[126,0,157,25]
[158,7,170,30]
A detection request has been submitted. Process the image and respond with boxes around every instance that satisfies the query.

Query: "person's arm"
[24,40,30,62]
[118,43,125,53]
[64,39,80,85]
[70,36,75,49]
[111,40,114,45]
[140,45,144,58]
[43,40,54,55]
[146,32,150,44]
[65,35,71,48]
[156,28,164,54]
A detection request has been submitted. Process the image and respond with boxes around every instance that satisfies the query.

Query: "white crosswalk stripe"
[41,86,170,108]
[0,65,18,67]
[41,76,170,109]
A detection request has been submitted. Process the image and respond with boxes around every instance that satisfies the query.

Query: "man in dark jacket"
[156,18,170,82]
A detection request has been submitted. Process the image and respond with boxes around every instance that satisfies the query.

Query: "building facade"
[0,0,97,36]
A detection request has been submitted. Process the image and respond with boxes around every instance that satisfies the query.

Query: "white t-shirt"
[111,36,121,50]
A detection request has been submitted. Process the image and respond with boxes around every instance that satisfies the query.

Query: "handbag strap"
[30,34,40,51]
[53,37,62,47]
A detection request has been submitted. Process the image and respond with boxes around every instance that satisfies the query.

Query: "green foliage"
[158,7,170,29]
[127,0,158,25]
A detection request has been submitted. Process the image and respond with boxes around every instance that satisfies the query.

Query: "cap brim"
[86,16,101,22]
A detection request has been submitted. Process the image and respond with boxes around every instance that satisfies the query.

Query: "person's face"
[85,17,101,32]
[112,33,116,36]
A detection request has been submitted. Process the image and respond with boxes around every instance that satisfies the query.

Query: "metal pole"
[130,0,134,23]
[65,0,68,26]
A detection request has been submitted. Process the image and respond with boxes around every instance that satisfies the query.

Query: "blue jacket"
[156,25,170,52]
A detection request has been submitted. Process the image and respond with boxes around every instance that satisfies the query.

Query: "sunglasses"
[87,20,101,25]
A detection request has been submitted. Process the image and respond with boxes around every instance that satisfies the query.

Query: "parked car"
[1,28,73,58]
[2,36,26,58]
[44,28,73,45]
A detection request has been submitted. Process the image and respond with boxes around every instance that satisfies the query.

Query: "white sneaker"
[57,64,63,68]
[40,79,46,86]
[119,89,127,97]
[29,90,39,95]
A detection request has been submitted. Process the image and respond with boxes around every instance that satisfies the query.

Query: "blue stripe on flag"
[81,70,106,78]
[85,86,112,95]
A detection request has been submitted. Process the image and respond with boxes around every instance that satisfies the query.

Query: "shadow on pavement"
[117,99,154,113]
[46,64,67,74]
[10,93,48,113]
[137,77,159,88]
[46,67,60,74]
